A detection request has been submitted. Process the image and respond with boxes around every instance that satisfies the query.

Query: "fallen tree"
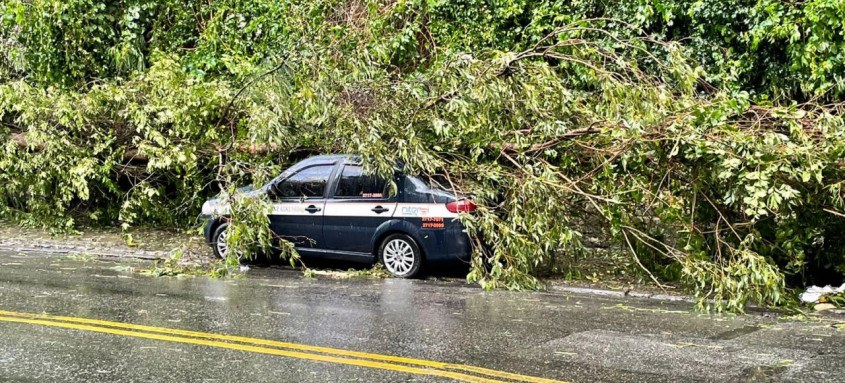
[2,0,845,312]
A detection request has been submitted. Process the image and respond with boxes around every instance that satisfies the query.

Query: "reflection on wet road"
[1,251,844,382]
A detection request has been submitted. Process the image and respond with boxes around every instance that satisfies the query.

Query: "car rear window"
[403,176,462,203]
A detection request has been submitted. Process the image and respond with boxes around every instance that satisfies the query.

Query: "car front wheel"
[212,223,230,259]
[379,234,423,278]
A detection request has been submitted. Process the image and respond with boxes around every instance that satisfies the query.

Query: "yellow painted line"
[0,315,499,383]
[0,310,568,383]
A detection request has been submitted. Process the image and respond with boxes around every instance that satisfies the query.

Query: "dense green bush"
[2,0,845,311]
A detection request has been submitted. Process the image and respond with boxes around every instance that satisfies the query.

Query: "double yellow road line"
[0,309,566,383]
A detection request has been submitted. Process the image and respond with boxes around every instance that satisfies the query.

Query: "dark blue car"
[200,155,476,277]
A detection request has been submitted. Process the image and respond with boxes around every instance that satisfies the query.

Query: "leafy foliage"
[2,0,845,311]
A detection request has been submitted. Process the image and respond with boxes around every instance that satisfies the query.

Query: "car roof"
[294,154,356,165]
[308,154,353,161]
[296,154,403,169]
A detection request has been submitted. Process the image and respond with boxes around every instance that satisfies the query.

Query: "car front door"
[323,163,397,257]
[268,163,336,253]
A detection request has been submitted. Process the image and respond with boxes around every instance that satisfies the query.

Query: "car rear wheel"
[379,234,423,278]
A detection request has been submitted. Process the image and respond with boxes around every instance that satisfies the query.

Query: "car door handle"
[305,205,322,214]
[371,206,390,214]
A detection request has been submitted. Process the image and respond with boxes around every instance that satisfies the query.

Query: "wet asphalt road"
[0,252,844,383]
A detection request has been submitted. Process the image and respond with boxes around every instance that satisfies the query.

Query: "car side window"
[274,165,333,199]
[334,165,387,198]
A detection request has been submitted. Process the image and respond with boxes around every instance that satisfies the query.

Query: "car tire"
[379,234,423,278]
[211,223,230,260]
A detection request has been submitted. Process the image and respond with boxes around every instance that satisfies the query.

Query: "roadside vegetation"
[2,0,845,312]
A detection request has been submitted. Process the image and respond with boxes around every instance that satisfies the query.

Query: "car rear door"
[323,163,397,255]
[268,162,337,252]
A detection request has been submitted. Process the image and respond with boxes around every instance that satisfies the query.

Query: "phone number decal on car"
[421,216,445,229]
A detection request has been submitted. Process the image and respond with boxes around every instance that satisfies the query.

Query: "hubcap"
[383,239,415,276]
[216,229,229,258]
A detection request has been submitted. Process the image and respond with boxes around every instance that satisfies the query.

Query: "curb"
[548,284,695,304]
[549,283,845,317]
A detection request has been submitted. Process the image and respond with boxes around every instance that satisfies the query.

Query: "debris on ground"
[799,284,845,304]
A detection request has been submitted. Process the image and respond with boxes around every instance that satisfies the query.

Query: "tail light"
[446,199,477,213]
